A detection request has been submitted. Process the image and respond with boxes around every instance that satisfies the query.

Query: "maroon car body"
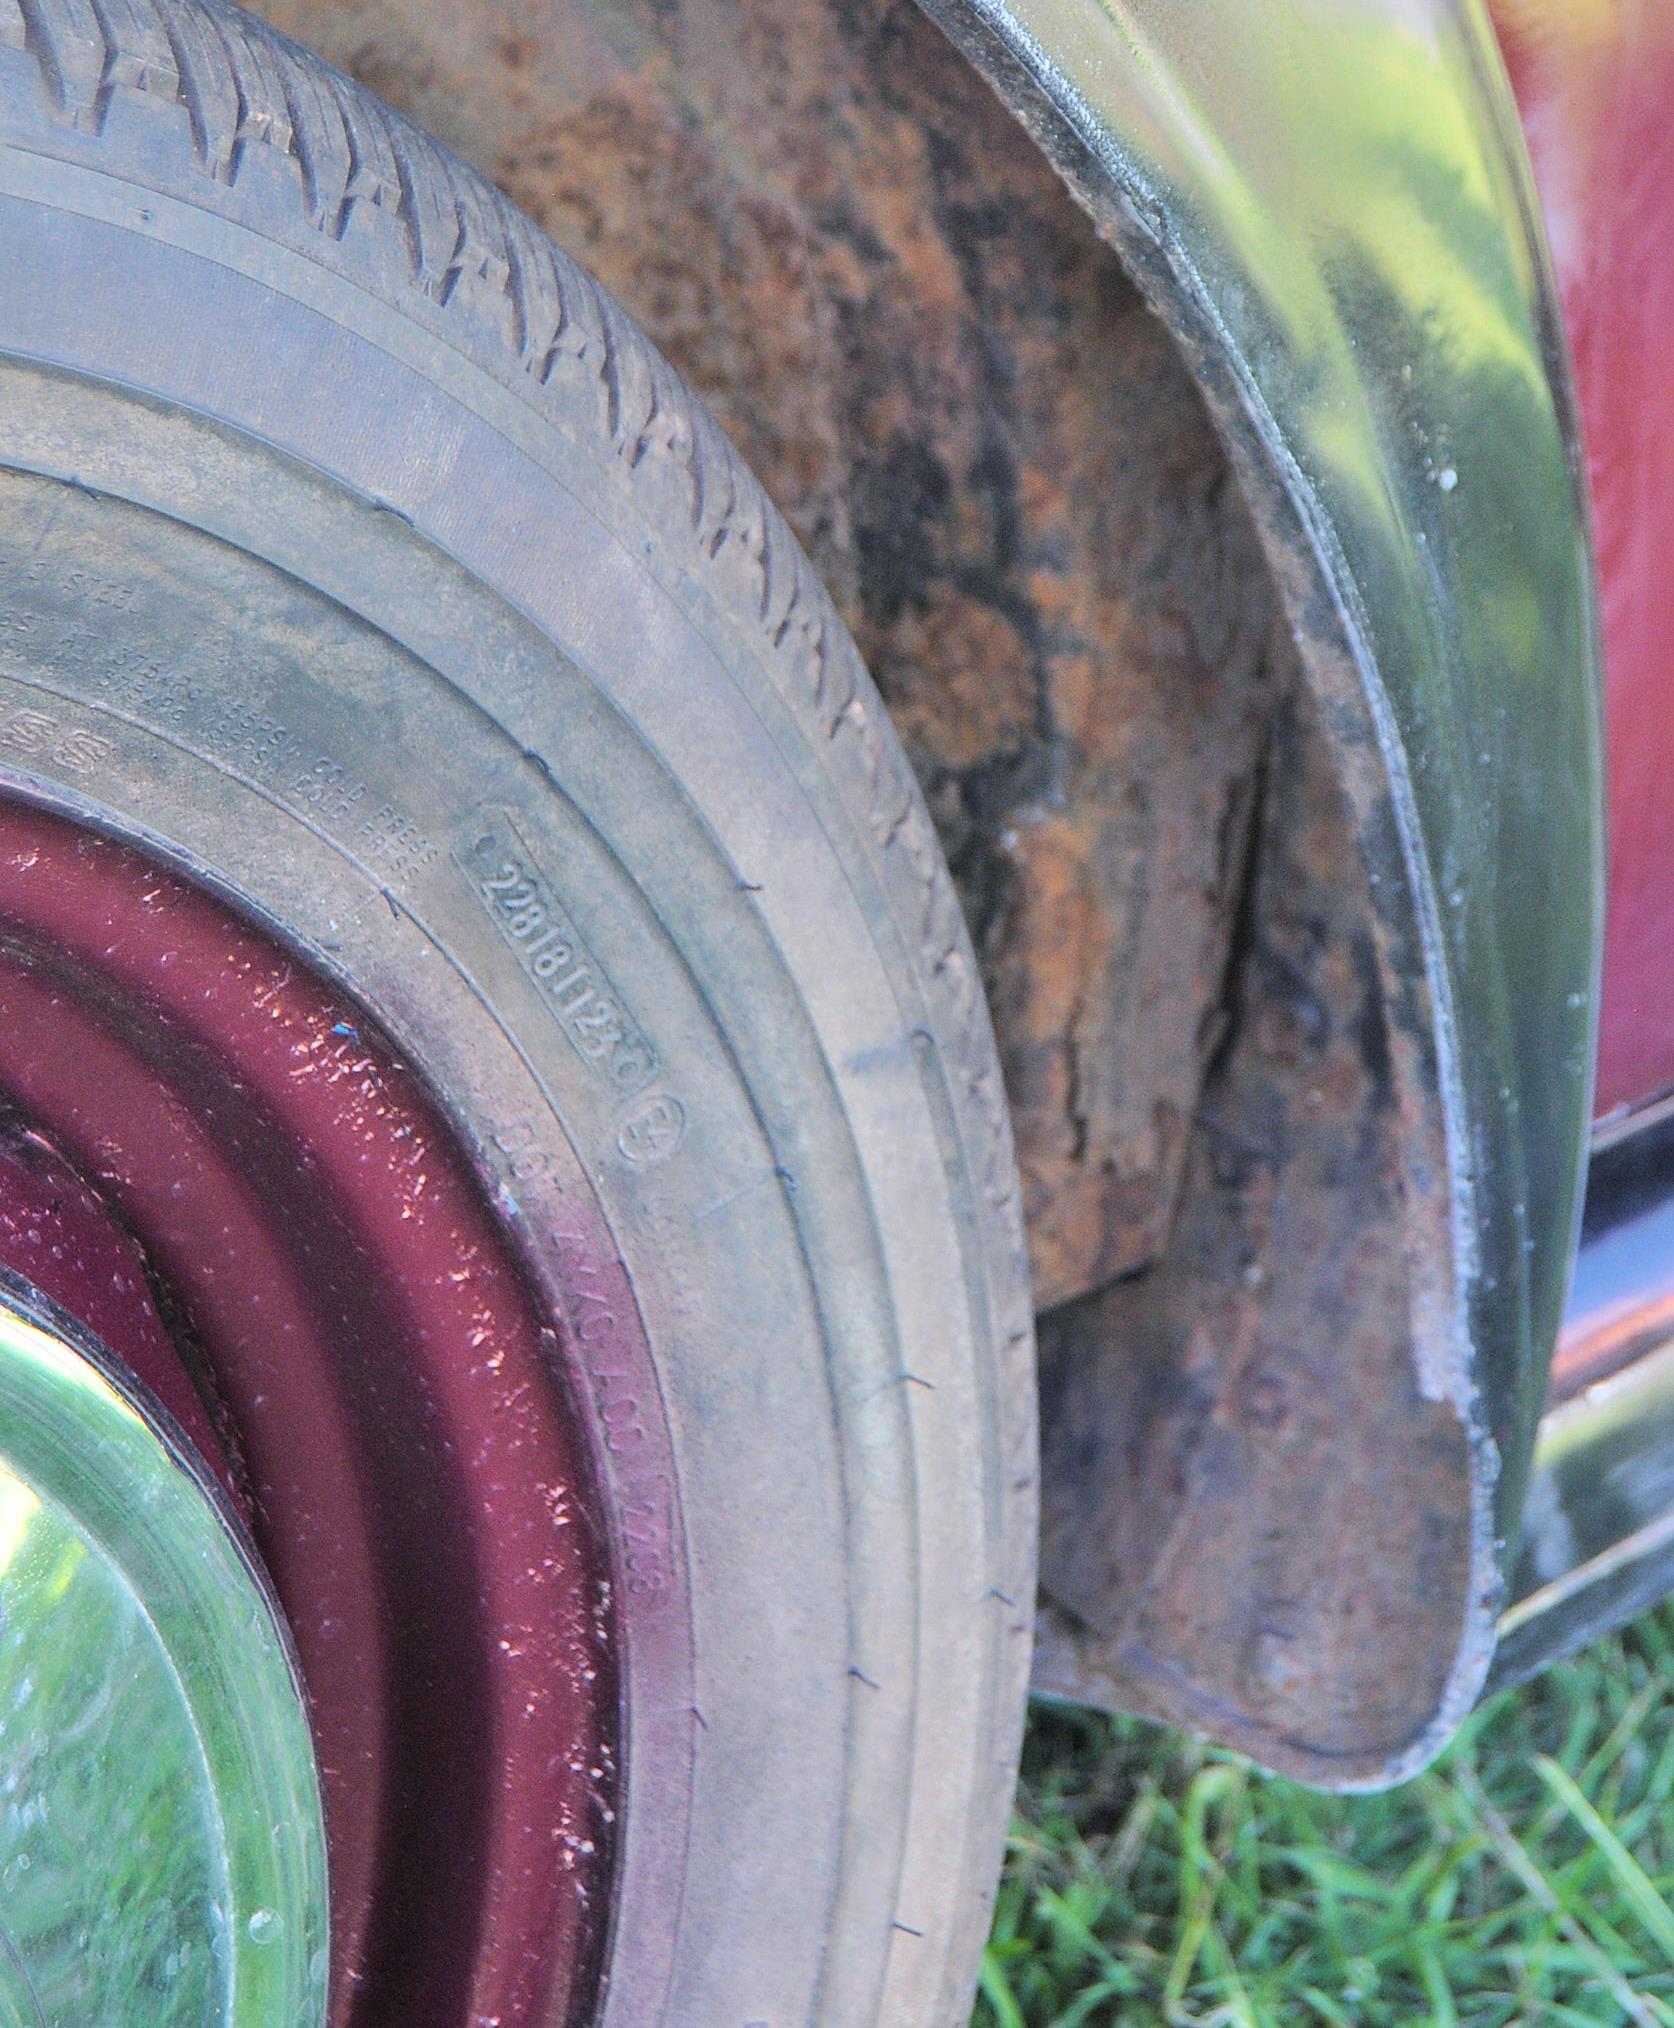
[1497,0,1674,1127]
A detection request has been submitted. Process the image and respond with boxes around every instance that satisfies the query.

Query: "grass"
[980,1605,1674,2026]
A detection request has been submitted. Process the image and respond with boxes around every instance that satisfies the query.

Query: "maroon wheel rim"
[0,797,619,2027]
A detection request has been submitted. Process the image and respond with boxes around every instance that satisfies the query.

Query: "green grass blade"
[1534,1754,1674,1966]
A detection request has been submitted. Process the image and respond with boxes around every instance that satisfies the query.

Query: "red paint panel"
[1493,2,1674,1120]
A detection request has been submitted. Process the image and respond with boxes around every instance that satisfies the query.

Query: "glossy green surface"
[0,1292,327,2026]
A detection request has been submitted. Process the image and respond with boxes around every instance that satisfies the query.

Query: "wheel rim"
[0,797,620,2027]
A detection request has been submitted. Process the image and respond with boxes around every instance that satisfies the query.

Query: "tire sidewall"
[0,96,1034,2027]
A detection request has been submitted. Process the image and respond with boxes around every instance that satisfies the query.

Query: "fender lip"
[920,0,1605,1781]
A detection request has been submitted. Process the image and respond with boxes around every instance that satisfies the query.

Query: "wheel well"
[243,0,1477,1785]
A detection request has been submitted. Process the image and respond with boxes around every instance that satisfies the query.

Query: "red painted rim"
[0,797,619,2027]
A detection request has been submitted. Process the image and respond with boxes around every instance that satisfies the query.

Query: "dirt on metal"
[1033,672,1475,1779]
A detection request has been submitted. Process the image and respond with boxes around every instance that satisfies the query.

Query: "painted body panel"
[952,0,1674,1725]
[1493,3,1674,1123]
[923,0,1602,1781]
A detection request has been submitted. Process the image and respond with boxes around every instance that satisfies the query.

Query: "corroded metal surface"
[247,0,1278,1312]
[1034,675,1474,1780]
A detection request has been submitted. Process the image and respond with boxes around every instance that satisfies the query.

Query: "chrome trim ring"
[0,1277,327,2025]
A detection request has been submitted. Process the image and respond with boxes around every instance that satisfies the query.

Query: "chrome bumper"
[1498,1110,1674,1687]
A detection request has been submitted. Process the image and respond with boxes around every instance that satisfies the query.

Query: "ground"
[984,1607,1674,2026]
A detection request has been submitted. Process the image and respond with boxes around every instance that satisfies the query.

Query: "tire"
[0,6,1036,2025]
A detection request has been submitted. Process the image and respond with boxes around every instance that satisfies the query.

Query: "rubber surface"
[0,2,1036,2023]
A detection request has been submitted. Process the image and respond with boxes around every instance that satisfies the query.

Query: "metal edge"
[1495,1107,1674,1689]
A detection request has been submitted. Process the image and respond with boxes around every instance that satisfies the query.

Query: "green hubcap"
[0,1285,327,2025]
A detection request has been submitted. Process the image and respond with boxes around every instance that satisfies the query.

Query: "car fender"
[919,0,1604,1782]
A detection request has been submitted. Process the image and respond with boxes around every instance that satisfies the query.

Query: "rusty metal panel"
[917,0,1601,1782]
[1035,669,1475,1779]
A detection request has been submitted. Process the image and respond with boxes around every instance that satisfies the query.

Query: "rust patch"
[1035,669,1474,1780]
[247,0,1277,1309]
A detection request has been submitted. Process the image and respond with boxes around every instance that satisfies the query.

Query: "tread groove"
[15,0,105,126]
